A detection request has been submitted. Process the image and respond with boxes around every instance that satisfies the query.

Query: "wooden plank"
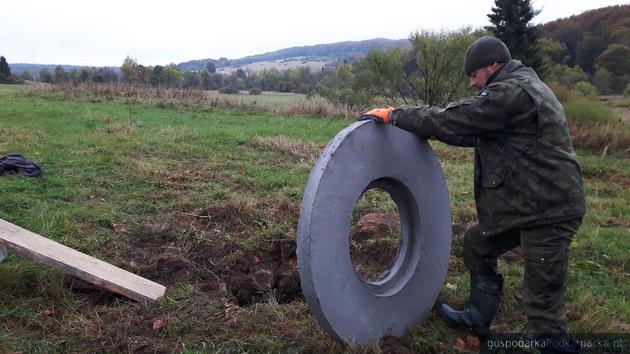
[0,218,166,303]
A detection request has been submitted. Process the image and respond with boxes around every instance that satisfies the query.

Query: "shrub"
[573,81,599,98]
[564,97,616,125]
[624,82,630,97]
[546,64,588,87]
[548,82,576,103]
[591,69,613,95]
[218,85,240,94]
[249,87,262,95]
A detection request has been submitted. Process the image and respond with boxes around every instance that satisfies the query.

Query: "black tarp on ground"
[0,154,43,178]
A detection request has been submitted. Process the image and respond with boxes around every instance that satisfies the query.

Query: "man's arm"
[391,82,517,143]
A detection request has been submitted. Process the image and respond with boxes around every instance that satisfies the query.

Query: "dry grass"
[570,122,630,157]
[252,135,323,163]
[26,83,360,119]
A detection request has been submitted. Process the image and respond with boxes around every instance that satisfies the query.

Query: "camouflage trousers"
[463,218,582,334]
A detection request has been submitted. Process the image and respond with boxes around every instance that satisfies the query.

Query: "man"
[360,36,585,351]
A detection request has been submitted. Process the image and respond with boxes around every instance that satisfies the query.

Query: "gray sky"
[3,0,629,66]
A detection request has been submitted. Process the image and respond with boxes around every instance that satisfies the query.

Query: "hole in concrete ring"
[349,185,402,284]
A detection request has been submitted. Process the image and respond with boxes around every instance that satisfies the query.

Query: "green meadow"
[0,84,628,352]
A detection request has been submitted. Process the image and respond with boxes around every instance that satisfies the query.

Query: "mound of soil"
[118,202,301,306]
[349,213,401,282]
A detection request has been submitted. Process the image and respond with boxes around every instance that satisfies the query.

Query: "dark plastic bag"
[0,154,43,178]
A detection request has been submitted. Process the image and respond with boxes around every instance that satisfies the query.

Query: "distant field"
[205,90,327,107]
[0,84,628,352]
[216,59,329,75]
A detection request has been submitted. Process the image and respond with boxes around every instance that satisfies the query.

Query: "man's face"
[469,66,492,89]
[468,62,503,89]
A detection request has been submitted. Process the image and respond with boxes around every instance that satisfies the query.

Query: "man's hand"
[358,107,394,124]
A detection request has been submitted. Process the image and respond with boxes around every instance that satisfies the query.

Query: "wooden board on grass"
[0,218,166,303]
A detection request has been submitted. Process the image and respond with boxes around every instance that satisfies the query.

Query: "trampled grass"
[0,84,628,352]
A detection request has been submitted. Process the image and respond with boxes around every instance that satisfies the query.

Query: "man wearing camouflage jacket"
[360,36,586,351]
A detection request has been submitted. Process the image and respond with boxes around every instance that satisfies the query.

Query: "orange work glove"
[358,107,394,124]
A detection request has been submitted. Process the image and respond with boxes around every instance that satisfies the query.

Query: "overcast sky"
[3,0,628,66]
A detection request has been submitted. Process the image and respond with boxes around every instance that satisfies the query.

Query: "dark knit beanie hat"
[464,36,512,75]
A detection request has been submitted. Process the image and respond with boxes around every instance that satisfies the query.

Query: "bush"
[624,82,630,97]
[218,85,240,94]
[573,81,599,98]
[249,87,262,95]
[546,64,588,87]
[563,96,630,156]
[564,97,616,125]
[592,69,613,95]
[549,82,576,102]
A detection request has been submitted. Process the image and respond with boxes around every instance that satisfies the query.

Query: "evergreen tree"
[0,56,12,80]
[206,61,216,74]
[486,0,544,74]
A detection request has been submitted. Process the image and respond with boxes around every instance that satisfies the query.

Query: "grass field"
[0,84,628,352]
[204,90,327,108]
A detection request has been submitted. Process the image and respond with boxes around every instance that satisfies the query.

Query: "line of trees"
[119,55,326,94]
[37,66,119,84]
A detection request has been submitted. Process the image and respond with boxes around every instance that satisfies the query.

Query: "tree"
[0,56,12,81]
[150,65,165,87]
[183,71,200,88]
[206,61,216,74]
[54,65,68,83]
[78,67,91,82]
[591,68,612,95]
[99,67,118,83]
[259,69,280,91]
[120,55,139,83]
[20,70,33,81]
[163,64,182,87]
[39,68,53,83]
[235,68,246,79]
[351,28,481,106]
[200,69,215,90]
[575,32,607,73]
[596,44,630,92]
[486,0,544,73]
[538,38,569,65]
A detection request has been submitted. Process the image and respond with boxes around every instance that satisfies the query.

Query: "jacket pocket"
[478,141,507,188]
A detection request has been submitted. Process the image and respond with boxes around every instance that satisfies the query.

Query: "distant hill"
[177,38,410,72]
[542,4,630,72]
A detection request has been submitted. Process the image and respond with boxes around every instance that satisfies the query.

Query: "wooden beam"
[0,218,166,303]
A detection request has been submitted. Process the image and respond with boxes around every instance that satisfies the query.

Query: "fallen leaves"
[453,338,466,352]
[452,335,480,352]
[445,282,458,290]
[224,299,239,325]
[152,319,165,331]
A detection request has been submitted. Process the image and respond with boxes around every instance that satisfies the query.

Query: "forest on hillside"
[543,5,630,72]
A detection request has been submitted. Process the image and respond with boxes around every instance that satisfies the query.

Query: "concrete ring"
[297,121,452,345]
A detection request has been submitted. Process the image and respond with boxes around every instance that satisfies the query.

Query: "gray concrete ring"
[297,121,452,345]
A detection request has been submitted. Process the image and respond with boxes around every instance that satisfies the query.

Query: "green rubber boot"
[440,272,504,339]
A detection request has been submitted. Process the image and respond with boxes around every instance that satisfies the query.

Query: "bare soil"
[119,202,301,306]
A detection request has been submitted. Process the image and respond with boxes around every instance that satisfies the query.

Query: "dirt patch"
[118,202,301,307]
[197,199,254,233]
[349,213,401,282]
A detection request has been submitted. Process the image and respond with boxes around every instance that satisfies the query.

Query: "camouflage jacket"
[391,60,586,236]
